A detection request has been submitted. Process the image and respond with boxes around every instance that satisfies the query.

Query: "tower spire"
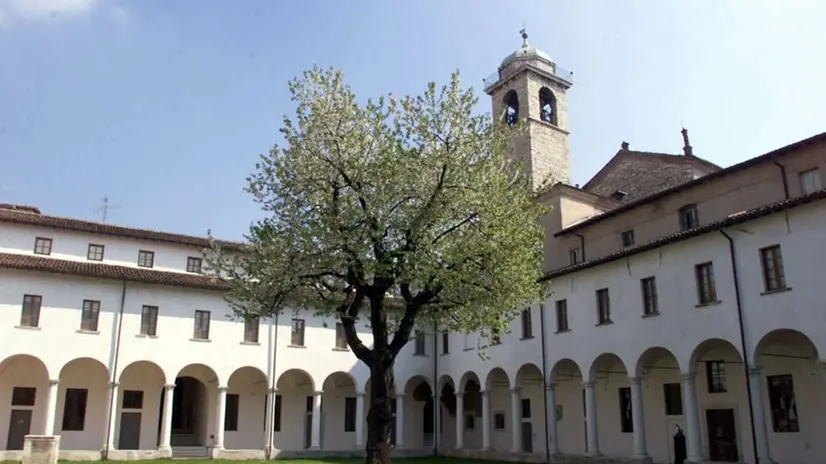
[681,127,694,157]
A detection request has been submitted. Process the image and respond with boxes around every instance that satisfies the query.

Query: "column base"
[157,446,172,458]
[631,454,653,464]
[586,450,603,457]
[757,459,776,464]
[210,446,226,459]
[309,445,322,450]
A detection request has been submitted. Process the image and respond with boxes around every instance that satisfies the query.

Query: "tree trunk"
[365,351,395,464]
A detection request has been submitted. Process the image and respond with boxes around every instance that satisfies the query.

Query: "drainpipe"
[433,321,439,456]
[773,161,790,200]
[574,233,585,262]
[538,302,551,464]
[103,281,127,461]
[719,229,759,464]
[265,312,280,458]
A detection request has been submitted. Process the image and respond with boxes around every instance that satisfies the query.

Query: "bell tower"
[484,29,573,190]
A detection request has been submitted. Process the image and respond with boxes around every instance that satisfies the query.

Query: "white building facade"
[3,34,826,464]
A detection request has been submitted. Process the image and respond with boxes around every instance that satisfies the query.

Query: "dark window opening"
[539,87,557,125]
[224,393,239,431]
[768,374,798,432]
[663,383,682,415]
[619,387,633,433]
[706,360,727,393]
[87,244,105,261]
[344,397,357,432]
[12,387,36,406]
[62,388,88,431]
[502,90,519,126]
[122,390,143,409]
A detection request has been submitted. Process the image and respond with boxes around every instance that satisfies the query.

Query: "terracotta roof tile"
[0,208,246,251]
[0,253,229,291]
[541,188,826,281]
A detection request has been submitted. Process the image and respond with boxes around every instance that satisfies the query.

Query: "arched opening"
[225,366,267,450]
[539,87,557,125]
[549,358,583,455]
[502,90,519,126]
[276,369,315,451]
[321,371,357,451]
[634,347,682,464]
[170,364,219,449]
[588,353,631,458]
[437,376,456,449]
[58,358,110,451]
[403,376,434,449]
[0,355,50,450]
[458,371,482,450]
[116,361,165,451]
[688,338,745,463]
[515,363,545,454]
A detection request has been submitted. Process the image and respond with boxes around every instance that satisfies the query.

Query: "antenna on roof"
[94,195,120,223]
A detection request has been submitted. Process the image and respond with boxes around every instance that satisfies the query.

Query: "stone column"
[214,386,228,450]
[681,373,703,463]
[748,367,775,464]
[43,379,59,435]
[629,377,649,460]
[455,392,464,450]
[480,390,492,450]
[510,387,522,453]
[546,384,560,456]
[266,387,277,453]
[104,382,120,451]
[159,383,175,451]
[583,381,601,456]
[355,393,365,448]
[395,394,405,448]
[310,391,322,449]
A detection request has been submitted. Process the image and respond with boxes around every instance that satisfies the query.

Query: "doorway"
[6,410,32,451]
[706,409,738,462]
[170,376,207,446]
[521,421,533,453]
[119,412,142,449]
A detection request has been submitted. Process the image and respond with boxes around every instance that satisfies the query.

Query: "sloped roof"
[0,252,229,290]
[542,188,826,280]
[582,147,721,204]
[0,206,245,251]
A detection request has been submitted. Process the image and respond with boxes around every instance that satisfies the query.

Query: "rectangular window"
[335,323,348,349]
[494,412,505,430]
[33,237,52,255]
[641,277,658,315]
[62,388,88,431]
[491,327,502,345]
[695,262,717,304]
[80,299,100,332]
[706,360,727,393]
[344,397,357,432]
[760,245,786,292]
[555,300,568,332]
[663,383,683,415]
[463,333,471,350]
[137,250,154,268]
[244,316,260,343]
[11,387,36,406]
[193,310,210,340]
[20,294,42,328]
[274,395,282,432]
[767,374,799,432]
[442,331,449,354]
[140,305,158,336]
[521,308,533,339]
[800,168,822,195]
[186,257,203,273]
[619,387,633,433]
[569,248,581,265]
[414,332,426,355]
[679,204,699,230]
[621,229,635,247]
[87,244,105,261]
[521,398,531,418]
[596,288,611,325]
[122,390,143,409]
[291,318,305,346]
[223,393,239,431]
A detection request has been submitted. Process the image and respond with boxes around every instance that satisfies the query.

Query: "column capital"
[510,386,521,394]
[395,393,405,399]
[218,386,229,392]
[679,372,696,381]
[747,366,764,376]
[629,376,643,385]
[455,392,464,398]
[164,383,176,390]
[581,381,595,388]
[109,381,120,388]
[480,389,489,396]
[267,387,277,394]
[546,383,557,390]
[357,392,366,398]
[313,390,323,397]
[49,379,59,386]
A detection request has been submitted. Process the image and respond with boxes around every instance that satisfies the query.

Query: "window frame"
[619,387,633,433]
[137,250,155,268]
[767,374,799,433]
[760,245,786,292]
[62,388,88,431]
[193,310,211,340]
[621,229,635,247]
[244,316,260,343]
[80,299,100,332]
[596,288,612,325]
[290,318,305,346]
[441,331,449,354]
[706,360,727,394]
[521,307,533,339]
[569,248,581,265]
[414,331,426,355]
[335,323,348,350]
[140,305,158,336]
[33,237,53,255]
[224,393,239,431]
[641,277,659,316]
[695,262,717,304]
[344,397,357,432]
[663,383,683,416]
[87,243,105,261]
[20,294,42,328]
[122,390,144,409]
[12,387,36,406]
[555,299,569,332]
[799,168,822,195]
[679,204,699,231]
[186,256,203,273]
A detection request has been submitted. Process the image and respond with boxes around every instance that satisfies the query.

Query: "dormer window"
[621,230,635,247]
[679,204,699,231]
[569,248,582,265]
[611,190,628,201]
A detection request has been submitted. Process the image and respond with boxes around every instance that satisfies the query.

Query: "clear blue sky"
[2,0,825,240]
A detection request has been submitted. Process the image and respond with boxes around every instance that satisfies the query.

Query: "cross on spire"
[520,26,529,48]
